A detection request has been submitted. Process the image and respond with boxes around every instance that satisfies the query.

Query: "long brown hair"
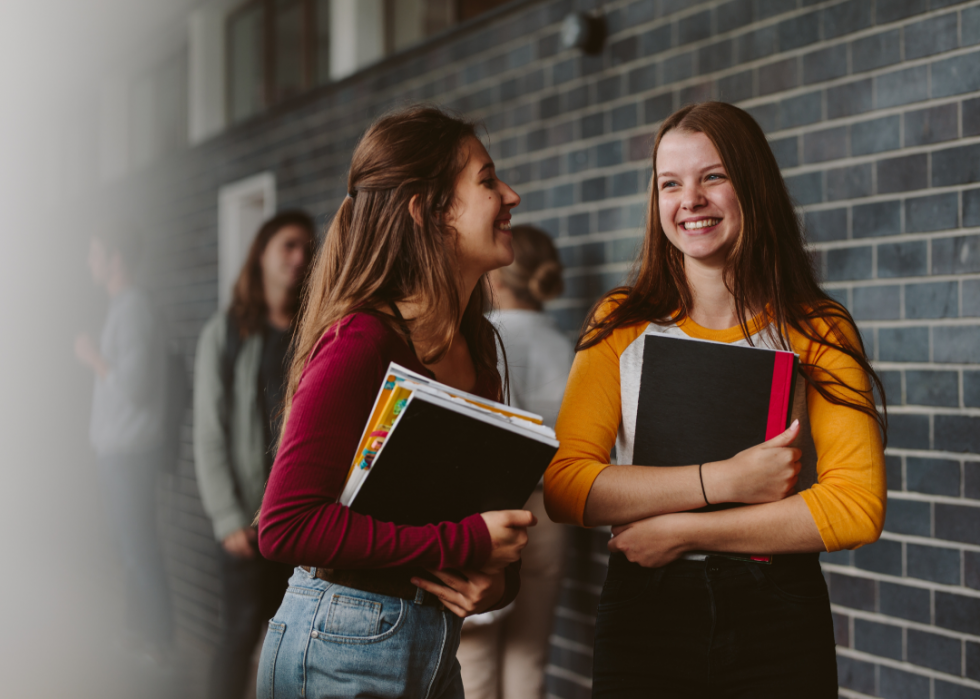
[283,105,503,424]
[580,102,887,439]
[229,210,315,337]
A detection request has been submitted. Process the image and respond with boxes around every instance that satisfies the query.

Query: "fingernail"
[791,419,799,428]
[410,578,419,586]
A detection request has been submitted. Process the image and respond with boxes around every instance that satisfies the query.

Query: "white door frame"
[217,172,276,309]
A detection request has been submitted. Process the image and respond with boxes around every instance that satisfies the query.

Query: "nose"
[501,180,520,209]
[681,183,707,211]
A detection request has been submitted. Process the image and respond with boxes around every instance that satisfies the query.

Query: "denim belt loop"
[308,566,317,578]
[744,561,766,584]
[413,585,427,606]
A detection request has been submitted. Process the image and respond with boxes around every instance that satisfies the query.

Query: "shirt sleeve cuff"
[461,512,493,569]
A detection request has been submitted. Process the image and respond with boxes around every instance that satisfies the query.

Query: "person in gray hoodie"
[193,211,314,699]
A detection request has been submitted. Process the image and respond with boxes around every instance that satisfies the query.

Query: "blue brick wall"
[120,0,980,695]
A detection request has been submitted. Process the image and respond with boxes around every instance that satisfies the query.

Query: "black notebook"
[633,333,799,513]
[340,364,559,526]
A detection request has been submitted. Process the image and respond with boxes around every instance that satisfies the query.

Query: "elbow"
[831,497,886,552]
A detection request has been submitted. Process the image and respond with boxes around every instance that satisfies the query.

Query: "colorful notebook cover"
[632,333,799,563]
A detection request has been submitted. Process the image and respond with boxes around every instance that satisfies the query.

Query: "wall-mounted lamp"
[560,12,606,55]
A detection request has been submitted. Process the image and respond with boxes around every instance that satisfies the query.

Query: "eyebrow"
[657,163,725,178]
[477,161,495,174]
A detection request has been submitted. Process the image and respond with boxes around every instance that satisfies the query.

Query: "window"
[226,0,515,123]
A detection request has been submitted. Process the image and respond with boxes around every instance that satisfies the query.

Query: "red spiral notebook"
[632,333,799,563]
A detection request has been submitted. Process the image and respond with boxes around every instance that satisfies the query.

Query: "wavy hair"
[579,102,887,440]
[282,106,503,425]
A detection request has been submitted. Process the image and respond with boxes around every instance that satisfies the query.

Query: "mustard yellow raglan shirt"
[544,301,886,552]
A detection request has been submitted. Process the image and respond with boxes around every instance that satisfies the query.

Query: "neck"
[265,282,293,330]
[392,273,478,356]
[683,257,741,330]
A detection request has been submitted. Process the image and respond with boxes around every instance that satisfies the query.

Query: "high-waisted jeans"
[593,552,838,698]
[257,566,465,699]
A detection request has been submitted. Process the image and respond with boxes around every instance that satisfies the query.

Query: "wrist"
[700,461,730,504]
[667,512,699,555]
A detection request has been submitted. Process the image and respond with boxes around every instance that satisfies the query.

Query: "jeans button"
[311,630,319,638]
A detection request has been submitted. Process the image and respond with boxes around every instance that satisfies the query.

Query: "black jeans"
[209,549,292,699]
[593,552,837,698]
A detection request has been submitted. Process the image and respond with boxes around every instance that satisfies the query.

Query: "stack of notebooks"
[340,363,559,526]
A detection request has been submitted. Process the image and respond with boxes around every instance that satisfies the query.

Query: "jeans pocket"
[317,592,405,644]
[761,566,829,605]
[257,621,286,699]
[598,555,662,610]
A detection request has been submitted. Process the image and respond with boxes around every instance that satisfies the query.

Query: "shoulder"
[789,301,867,363]
[582,290,650,357]
[307,312,404,367]
[197,311,227,350]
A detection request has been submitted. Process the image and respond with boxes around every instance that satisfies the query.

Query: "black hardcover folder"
[633,333,798,513]
[348,393,558,526]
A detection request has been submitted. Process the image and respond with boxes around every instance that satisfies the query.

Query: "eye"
[706,173,726,181]
[660,180,678,189]
[482,176,497,187]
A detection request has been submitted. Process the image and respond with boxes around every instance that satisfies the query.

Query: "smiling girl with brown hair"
[545,102,887,698]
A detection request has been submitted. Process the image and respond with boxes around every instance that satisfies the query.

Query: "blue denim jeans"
[257,567,465,699]
[593,552,837,698]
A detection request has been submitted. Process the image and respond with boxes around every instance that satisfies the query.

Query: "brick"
[610,171,639,198]
[966,188,980,227]
[905,103,959,147]
[562,85,590,112]
[611,105,637,132]
[937,590,980,634]
[699,40,733,75]
[855,618,903,660]
[935,144,980,187]
[934,50,980,98]
[540,95,560,120]
[778,11,821,51]
[829,79,874,119]
[968,371,980,406]
[640,24,673,57]
[880,667,931,699]
[934,326,980,363]
[785,171,822,205]
[968,551,980,591]
[628,64,659,94]
[907,193,960,232]
[823,0,872,39]
[757,0,796,20]
[833,611,850,647]
[678,10,712,45]
[718,70,753,103]
[933,236,980,275]
[822,549,852,565]
[553,58,577,86]
[663,53,694,85]
[907,281,959,319]
[522,190,547,212]
[878,240,928,278]
[550,183,574,208]
[623,0,658,27]
[804,45,848,85]
[568,149,590,173]
[716,0,754,31]
[971,641,980,682]
[969,463,980,500]
[880,579,932,622]
[967,5,980,46]
[746,102,778,132]
[881,327,930,363]
[537,32,561,59]
[758,58,798,97]
[854,538,903,575]
[907,542,961,584]
[908,628,963,674]
[936,681,980,699]
[851,115,900,156]
[580,113,604,140]
[853,285,901,320]
[936,415,980,454]
[596,141,623,168]
[597,76,622,103]
[829,572,876,611]
[566,213,592,240]
[878,153,928,194]
[906,12,959,60]
[827,164,873,200]
[582,177,606,202]
[638,95,671,126]
[736,25,777,63]
[779,91,822,129]
[876,0,928,23]
[852,30,901,73]
[770,136,798,169]
[881,372,903,408]
[610,36,638,67]
[886,452,903,487]
[549,121,575,147]
[826,246,872,281]
[837,655,875,695]
[538,155,561,180]
[876,66,929,108]
[804,208,846,243]
[853,200,901,238]
[804,127,847,164]
[936,502,980,544]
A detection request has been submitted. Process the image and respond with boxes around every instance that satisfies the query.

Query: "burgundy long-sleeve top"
[258,312,496,573]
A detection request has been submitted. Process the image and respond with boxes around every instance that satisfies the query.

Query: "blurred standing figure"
[457,225,574,699]
[194,211,314,699]
[74,223,174,657]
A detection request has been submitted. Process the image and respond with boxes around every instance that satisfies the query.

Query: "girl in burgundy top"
[256,106,535,699]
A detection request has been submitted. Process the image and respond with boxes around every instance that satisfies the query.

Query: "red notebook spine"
[765,351,796,440]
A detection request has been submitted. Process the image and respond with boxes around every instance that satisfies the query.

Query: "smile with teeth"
[496,220,512,230]
[682,218,720,230]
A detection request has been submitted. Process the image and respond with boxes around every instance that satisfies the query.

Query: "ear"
[408,194,424,228]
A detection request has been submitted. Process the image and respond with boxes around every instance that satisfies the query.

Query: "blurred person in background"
[457,225,574,699]
[74,222,174,660]
[193,211,314,699]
